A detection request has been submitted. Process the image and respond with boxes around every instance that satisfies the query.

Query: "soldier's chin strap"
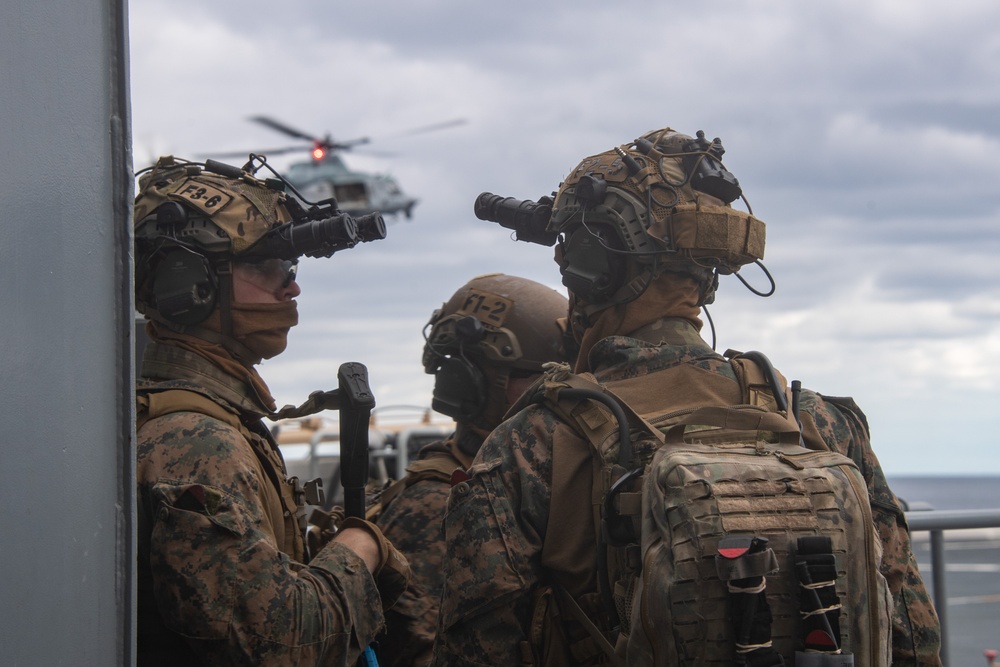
[269,389,345,421]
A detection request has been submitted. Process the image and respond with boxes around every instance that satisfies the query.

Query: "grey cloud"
[128,0,1000,473]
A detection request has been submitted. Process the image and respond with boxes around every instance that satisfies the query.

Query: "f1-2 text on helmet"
[422,273,570,428]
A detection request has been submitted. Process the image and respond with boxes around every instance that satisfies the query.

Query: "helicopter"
[213,116,466,219]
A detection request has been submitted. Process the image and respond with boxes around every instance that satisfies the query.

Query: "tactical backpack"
[530,354,892,667]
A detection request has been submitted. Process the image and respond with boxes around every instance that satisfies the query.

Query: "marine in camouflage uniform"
[433,128,941,666]
[133,156,407,665]
[375,274,569,667]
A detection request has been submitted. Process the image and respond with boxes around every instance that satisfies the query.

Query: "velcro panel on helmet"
[175,174,286,255]
[135,160,288,256]
[563,150,631,186]
[650,202,765,273]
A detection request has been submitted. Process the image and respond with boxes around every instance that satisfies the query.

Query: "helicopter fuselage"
[285,155,417,219]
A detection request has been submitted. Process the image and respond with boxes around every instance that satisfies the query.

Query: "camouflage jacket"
[432,320,941,667]
[136,342,383,666]
[376,437,471,667]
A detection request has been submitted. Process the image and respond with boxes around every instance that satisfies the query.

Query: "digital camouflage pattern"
[390,273,567,666]
[375,437,471,667]
[432,321,941,667]
[136,341,383,666]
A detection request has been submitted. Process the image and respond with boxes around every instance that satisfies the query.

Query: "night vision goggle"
[473,129,743,250]
[136,156,387,263]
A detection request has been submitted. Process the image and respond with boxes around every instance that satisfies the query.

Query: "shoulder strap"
[535,366,661,650]
[726,349,791,413]
[538,368,665,469]
[137,387,249,436]
[555,587,625,667]
[405,454,462,482]
[378,454,460,510]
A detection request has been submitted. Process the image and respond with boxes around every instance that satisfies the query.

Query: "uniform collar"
[626,317,710,348]
[140,341,272,418]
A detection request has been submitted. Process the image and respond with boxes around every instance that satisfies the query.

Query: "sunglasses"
[236,258,299,290]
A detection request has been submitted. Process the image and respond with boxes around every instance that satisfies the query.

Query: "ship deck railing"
[905,508,1000,666]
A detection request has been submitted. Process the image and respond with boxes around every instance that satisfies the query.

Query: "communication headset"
[134,199,220,327]
[558,223,626,304]
[426,315,490,422]
[432,355,489,422]
[148,245,218,326]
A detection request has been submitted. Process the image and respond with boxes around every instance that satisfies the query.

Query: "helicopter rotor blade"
[223,115,466,159]
[336,136,372,150]
[202,144,314,159]
[249,116,322,143]
[381,118,468,140]
[251,116,371,151]
[249,145,319,156]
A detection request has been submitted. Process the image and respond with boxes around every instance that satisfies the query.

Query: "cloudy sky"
[129,0,1000,476]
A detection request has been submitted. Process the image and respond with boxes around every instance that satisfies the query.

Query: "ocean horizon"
[886,475,1000,512]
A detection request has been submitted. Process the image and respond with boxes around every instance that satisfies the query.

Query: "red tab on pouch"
[450,469,471,486]
[717,535,754,559]
[719,546,751,559]
[805,629,838,648]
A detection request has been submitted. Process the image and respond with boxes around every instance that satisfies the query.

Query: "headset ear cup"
[150,247,218,326]
[560,228,624,303]
[431,357,488,422]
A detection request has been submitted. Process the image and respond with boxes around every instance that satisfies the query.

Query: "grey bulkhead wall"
[0,0,135,664]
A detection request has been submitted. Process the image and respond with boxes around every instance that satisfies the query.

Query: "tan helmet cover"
[549,127,765,276]
[423,273,569,374]
[134,156,292,256]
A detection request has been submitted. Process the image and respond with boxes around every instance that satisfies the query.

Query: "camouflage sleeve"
[432,407,559,667]
[801,392,943,666]
[376,477,453,667]
[138,412,383,666]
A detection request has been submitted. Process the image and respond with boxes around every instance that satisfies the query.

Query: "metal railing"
[905,509,1000,666]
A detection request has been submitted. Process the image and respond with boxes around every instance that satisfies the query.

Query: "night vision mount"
[203,157,387,261]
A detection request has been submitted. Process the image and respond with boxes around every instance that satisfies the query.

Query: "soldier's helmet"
[133,156,383,327]
[422,273,569,424]
[547,127,766,310]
